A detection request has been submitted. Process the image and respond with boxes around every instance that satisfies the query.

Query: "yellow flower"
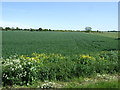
[80,55,95,60]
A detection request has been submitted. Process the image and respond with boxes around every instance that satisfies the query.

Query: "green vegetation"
[1,31,119,88]
[64,78,118,88]
[2,74,118,89]
[85,26,92,32]
[2,51,119,86]
[2,31,118,57]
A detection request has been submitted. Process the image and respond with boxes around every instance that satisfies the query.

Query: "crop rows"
[2,31,118,57]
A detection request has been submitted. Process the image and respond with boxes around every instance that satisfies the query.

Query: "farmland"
[2,31,118,57]
[2,31,119,88]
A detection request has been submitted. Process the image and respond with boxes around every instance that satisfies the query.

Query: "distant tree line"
[107,30,119,32]
[0,27,78,32]
[0,27,52,32]
[0,26,118,32]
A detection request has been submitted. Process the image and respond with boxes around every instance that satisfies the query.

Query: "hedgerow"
[2,51,118,86]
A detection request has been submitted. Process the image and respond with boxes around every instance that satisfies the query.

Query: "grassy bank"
[2,73,119,89]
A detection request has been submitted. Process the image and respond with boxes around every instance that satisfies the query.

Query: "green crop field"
[2,31,118,57]
[2,31,119,88]
[1,2,119,88]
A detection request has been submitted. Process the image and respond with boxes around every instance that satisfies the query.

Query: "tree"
[11,27,15,31]
[5,27,11,31]
[85,27,92,32]
[49,29,51,31]
[16,27,20,30]
[43,29,48,31]
[30,28,34,31]
[38,28,42,31]
[0,27,3,31]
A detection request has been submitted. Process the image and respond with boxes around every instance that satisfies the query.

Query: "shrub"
[2,51,118,86]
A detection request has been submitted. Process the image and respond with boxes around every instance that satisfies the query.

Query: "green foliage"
[5,27,11,31]
[85,27,92,32]
[2,51,118,86]
[38,28,42,31]
[2,31,119,87]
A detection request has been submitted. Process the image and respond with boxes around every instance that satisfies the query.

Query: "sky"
[1,2,118,31]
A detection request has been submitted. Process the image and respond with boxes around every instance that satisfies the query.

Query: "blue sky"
[2,2,118,31]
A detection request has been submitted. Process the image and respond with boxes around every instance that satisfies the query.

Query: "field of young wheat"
[2,31,118,57]
[2,31,119,88]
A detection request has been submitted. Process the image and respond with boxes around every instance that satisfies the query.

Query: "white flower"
[10,62,13,65]
[13,59,20,63]
[19,65,22,68]
[12,68,14,71]
[28,62,31,64]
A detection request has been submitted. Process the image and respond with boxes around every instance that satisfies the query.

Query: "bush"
[2,51,118,86]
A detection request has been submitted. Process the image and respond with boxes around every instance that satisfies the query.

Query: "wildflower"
[80,55,95,60]
[12,68,14,71]
[31,57,34,60]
